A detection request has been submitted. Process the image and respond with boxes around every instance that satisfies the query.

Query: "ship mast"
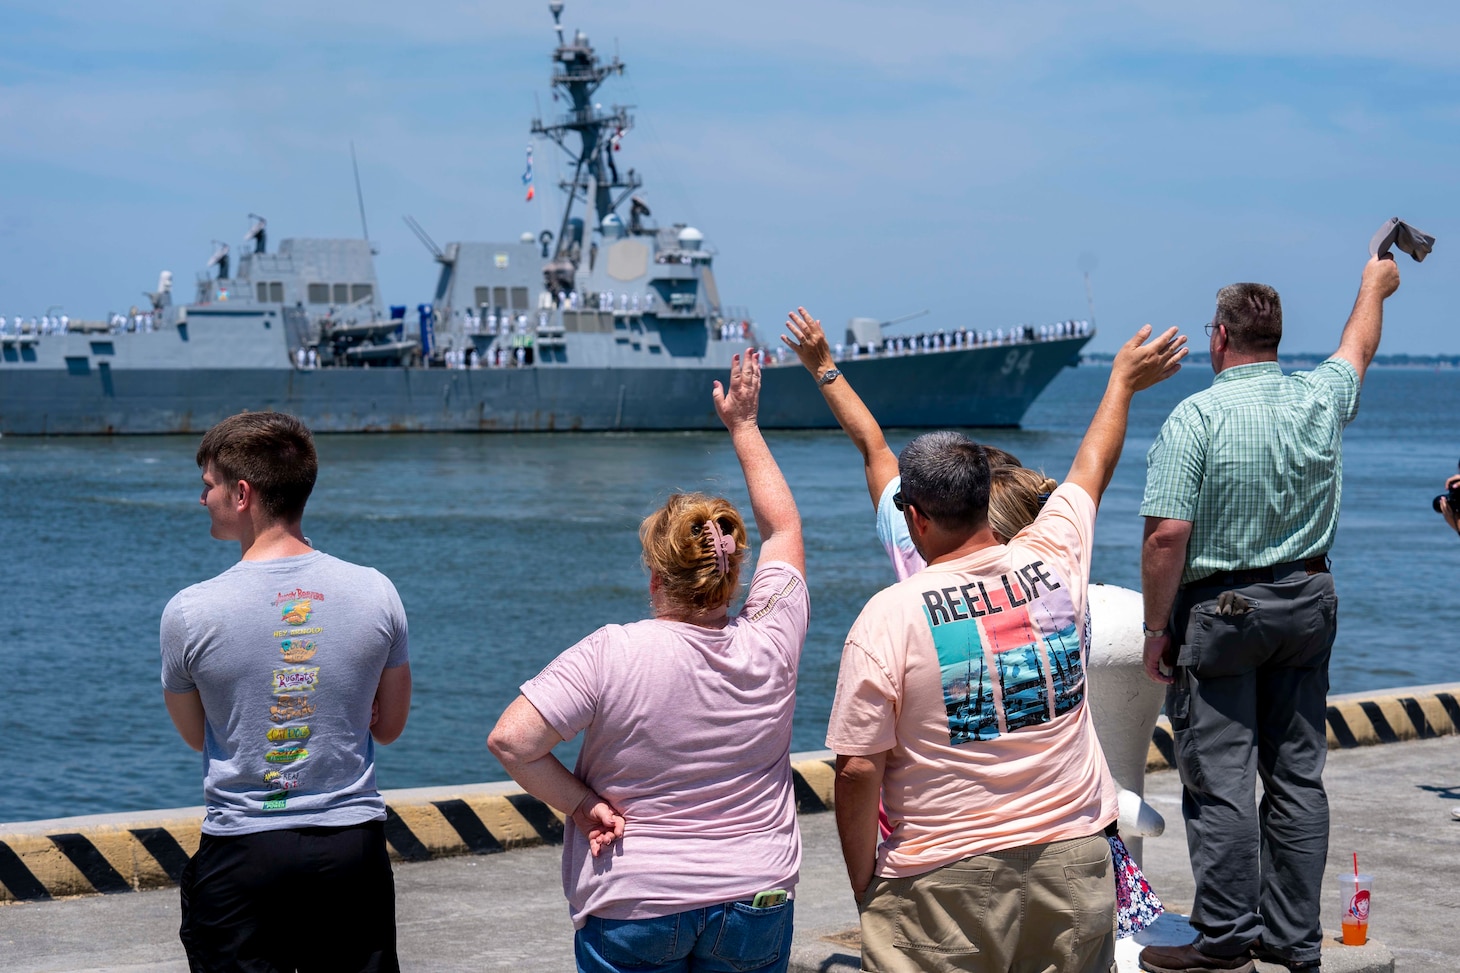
[531,1,642,286]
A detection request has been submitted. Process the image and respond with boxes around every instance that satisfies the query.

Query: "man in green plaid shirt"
[1136,257,1401,973]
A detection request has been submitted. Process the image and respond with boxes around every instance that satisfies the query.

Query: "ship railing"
[542,105,627,129]
[749,320,1093,366]
[534,319,567,347]
[653,303,708,320]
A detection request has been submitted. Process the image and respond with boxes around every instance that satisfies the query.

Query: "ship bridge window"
[308,283,330,304]
[270,282,284,302]
[351,283,373,303]
[333,283,349,304]
[474,287,492,308]
[510,286,529,310]
[492,286,509,309]
[257,282,268,303]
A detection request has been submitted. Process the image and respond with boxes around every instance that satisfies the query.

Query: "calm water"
[2,366,1457,823]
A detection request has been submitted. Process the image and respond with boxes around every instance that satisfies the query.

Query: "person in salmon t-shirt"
[826,323,1187,973]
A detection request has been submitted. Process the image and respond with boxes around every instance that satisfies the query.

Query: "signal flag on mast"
[523,145,535,201]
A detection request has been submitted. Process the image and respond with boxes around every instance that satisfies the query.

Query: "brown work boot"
[1139,941,1256,973]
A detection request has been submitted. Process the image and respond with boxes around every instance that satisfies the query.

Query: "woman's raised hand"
[781,307,834,376]
[713,349,762,431]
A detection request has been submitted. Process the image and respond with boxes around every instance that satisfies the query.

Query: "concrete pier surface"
[2,734,1456,973]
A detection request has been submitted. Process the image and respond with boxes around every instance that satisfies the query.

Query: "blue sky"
[1,1,1456,354]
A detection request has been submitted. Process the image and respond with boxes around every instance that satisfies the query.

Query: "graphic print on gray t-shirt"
[161,551,409,835]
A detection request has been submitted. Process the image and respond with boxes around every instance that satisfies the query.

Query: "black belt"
[1184,554,1329,590]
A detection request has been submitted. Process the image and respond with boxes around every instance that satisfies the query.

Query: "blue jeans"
[575,899,794,973]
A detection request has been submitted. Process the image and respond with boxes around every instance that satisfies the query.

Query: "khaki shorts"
[859,833,1115,973]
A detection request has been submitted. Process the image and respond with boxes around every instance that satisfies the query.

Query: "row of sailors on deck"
[743,318,1093,364]
[545,290,660,313]
[1,311,159,334]
[454,310,531,335]
[862,319,1091,357]
[113,312,156,332]
[1,314,70,334]
[439,345,528,369]
[290,345,533,371]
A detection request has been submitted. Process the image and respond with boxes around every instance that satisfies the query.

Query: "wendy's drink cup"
[1337,873,1372,946]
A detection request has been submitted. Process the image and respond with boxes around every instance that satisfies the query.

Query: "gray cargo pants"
[1168,569,1336,965]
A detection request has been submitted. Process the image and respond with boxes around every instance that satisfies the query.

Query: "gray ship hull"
[0,337,1086,435]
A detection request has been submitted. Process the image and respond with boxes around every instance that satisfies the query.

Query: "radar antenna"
[550,0,565,45]
[207,241,230,280]
[629,194,652,234]
[244,214,267,254]
[530,1,641,270]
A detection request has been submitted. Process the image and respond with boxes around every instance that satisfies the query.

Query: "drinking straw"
[1353,852,1359,880]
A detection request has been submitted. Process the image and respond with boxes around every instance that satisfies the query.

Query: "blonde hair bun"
[640,493,748,616]
[988,466,1056,542]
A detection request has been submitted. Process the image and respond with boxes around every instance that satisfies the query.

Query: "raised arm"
[713,349,805,575]
[1065,325,1187,505]
[782,308,900,509]
[1332,255,1401,383]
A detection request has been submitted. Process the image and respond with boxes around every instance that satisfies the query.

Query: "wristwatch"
[1141,623,1169,639]
[817,367,842,387]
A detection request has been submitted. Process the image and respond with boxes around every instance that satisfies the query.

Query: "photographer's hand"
[1443,475,1460,536]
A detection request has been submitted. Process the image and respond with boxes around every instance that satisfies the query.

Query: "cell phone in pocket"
[751,889,787,908]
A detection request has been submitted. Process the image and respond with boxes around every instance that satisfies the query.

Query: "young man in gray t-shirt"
[162,411,412,972]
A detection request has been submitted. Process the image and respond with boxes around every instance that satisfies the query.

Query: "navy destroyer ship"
[0,3,1091,436]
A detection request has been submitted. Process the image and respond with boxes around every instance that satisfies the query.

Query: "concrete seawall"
[2,683,1455,907]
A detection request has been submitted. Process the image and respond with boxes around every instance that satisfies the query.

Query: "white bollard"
[1087,583,1167,864]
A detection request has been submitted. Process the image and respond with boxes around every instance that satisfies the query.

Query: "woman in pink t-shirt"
[489,350,808,973]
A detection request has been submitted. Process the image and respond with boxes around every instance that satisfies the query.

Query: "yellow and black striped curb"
[0,756,837,906]
[8,679,1453,908]
[1147,683,1460,772]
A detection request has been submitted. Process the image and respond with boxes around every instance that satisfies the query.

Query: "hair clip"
[702,519,736,573]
